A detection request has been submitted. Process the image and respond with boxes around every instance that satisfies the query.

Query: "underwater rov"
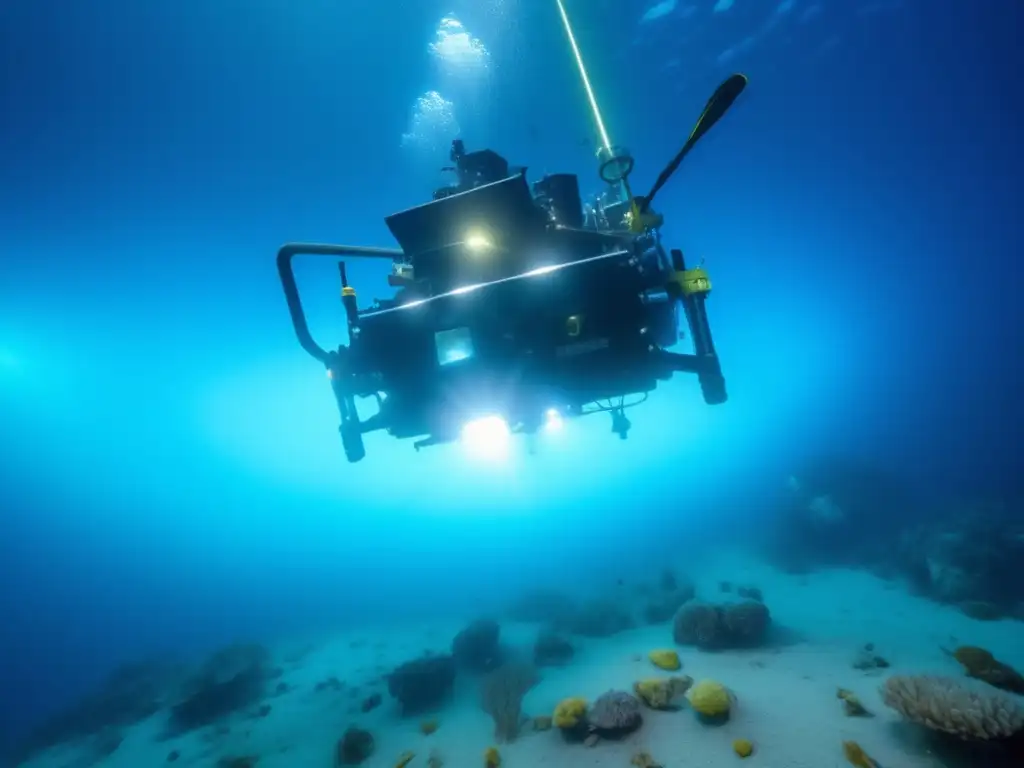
[276,12,748,464]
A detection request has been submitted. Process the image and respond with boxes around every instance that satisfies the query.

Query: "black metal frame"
[277,237,726,463]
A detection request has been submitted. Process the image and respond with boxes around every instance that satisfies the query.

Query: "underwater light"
[460,415,511,459]
[464,231,492,251]
[543,407,564,431]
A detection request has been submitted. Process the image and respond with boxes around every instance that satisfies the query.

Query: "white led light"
[544,408,564,431]
[464,232,492,251]
[460,416,510,460]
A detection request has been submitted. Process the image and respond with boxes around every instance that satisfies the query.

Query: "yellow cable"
[553,0,613,154]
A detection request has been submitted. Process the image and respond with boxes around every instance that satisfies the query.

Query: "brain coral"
[881,675,1024,740]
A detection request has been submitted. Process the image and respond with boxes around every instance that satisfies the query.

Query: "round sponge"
[648,649,682,671]
[687,679,731,718]
[553,697,588,729]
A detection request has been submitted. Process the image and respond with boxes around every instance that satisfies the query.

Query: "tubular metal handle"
[276,242,403,364]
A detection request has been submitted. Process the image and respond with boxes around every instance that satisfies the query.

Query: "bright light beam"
[460,416,511,461]
[553,0,613,154]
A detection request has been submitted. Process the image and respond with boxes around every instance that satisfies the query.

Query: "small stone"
[852,646,889,671]
[837,688,872,717]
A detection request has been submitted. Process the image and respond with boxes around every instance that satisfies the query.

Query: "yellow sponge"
[687,679,731,717]
[733,739,754,758]
[842,741,877,768]
[648,649,681,671]
[633,676,692,709]
[553,697,588,729]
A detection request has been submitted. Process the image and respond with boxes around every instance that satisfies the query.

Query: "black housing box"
[350,249,674,437]
[384,173,550,294]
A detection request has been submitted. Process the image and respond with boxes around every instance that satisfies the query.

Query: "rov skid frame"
[276,238,727,463]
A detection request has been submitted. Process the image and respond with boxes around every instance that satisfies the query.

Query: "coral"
[673,601,721,647]
[720,601,771,646]
[837,688,872,716]
[531,715,552,731]
[672,600,771,649]
[648,649,681,671]
[480,663,539,742]
[387,655,456,715]
[452,619,502,672]
[483,746,501,768]
[337,727,374,765]
[419,719,439,735]
[881,674,1024,740]
[533,631,574,666]
[427,749,444,768]
[633,677,693,709]
[952,646,1024,694]
[394,751,415,768]
[553,697,587,729]
[170,644,272,734]
[733,739,754,758]
[687,680,731,719]
[588,690,643,736]
[842,740,877,768]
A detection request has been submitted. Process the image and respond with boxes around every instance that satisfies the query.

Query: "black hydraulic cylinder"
[671,249,727,405]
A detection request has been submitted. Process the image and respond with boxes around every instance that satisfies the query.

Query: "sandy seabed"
[21,551,1024,768]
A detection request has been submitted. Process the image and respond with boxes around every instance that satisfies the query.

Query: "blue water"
[0,0,1020,764]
